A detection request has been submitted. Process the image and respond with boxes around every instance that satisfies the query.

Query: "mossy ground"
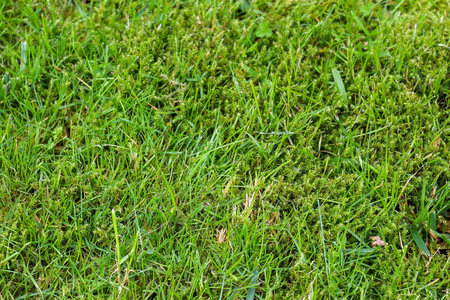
[1,0,449,298]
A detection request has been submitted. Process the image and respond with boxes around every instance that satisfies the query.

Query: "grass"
[0,0,450,298]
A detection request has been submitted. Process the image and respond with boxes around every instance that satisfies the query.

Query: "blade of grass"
[410,227,430,256]
[112,209,122,273]
[332,68,348,107]
[246,268,259,300]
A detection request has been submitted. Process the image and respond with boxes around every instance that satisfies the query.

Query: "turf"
[1,0,450,298]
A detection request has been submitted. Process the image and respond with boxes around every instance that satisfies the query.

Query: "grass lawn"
[1,0,450,298]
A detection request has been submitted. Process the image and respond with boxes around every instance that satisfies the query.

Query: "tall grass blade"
[332,68,348,107]
[410,227,430,256]
[246,268,259,300]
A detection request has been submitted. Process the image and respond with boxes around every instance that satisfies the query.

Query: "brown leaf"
[216,228,227,244]
[223,175,235,196]
[268,211,280,225]
[431,137,441,152]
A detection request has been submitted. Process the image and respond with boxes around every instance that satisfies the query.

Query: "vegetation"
[1,0,449,298]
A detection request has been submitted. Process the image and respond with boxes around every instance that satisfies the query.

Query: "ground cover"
[1,0,450,298]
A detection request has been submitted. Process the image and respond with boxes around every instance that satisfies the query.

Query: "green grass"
[1,0,450,298]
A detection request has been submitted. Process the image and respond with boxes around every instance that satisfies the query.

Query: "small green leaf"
[378,50,389,58]
[47,138,55,150]
[428,212,437,231]
[410,227,430,256]
[119,253,130,265]
[20,41,27,72]
[332,68,348,106]
[360,3,375,17]
[255,21,272,38]
[240,0,251,12]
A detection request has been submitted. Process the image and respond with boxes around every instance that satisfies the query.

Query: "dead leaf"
[268,211,280,225]
[430,186,437,200]
[223,175,235,196]
[216,228,227,244]
[431,137,441,152]
[429,229,439,241]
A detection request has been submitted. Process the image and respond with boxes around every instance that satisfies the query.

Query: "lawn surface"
[1,0,450,298]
